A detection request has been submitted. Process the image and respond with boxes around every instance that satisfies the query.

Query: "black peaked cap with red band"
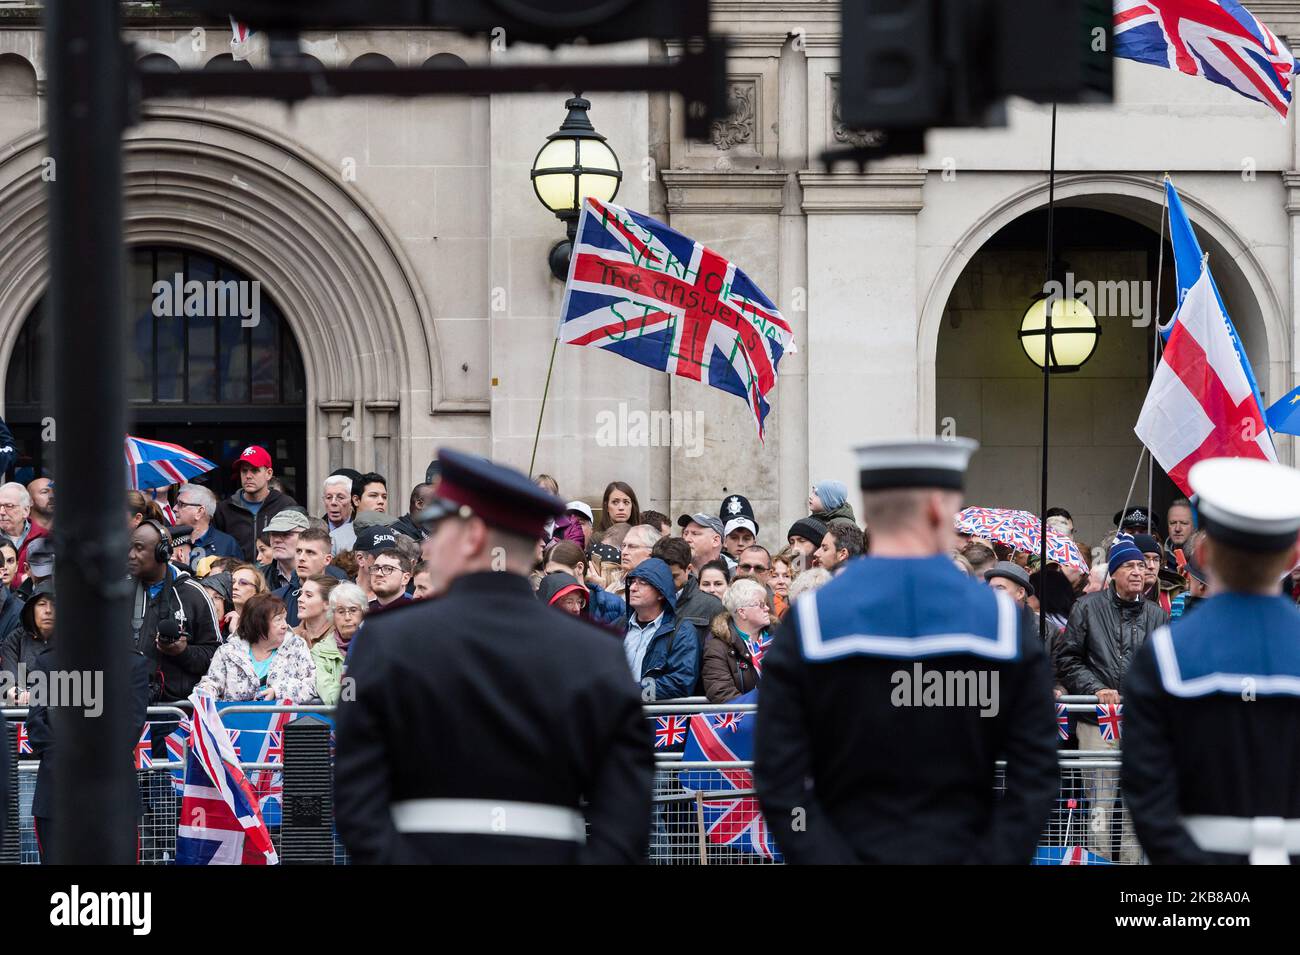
[417,448,565,538]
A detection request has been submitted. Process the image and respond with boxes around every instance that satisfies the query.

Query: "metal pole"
[46,0,135,863]
[528,336,561,479]
[1039,104,1058,647]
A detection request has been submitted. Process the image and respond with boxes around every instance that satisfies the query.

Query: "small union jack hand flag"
[746,633,773,675]
[1056,702,1071,741]
[712,712,742,734]
[560,198,795,440]
[1096,703,1124,742]
[135,724,153,770]
[654,716,688,749]
[15,721,31,755]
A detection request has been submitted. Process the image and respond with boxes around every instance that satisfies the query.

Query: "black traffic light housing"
[836,0,1113,161]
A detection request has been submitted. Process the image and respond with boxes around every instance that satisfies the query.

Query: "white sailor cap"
[1188,457,1300,552]
[855,437,979,492]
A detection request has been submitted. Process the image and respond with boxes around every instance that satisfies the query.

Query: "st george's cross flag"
[559,198,795,439]
[1113,1,1298,118]
[1135,264,1275,493]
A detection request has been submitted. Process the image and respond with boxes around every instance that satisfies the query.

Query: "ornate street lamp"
[530,92,622,280]
[1018,293,1100,373]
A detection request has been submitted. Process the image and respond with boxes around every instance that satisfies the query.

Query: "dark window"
[5,247,308,501]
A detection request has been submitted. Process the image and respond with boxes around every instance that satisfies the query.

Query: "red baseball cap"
[234,445,273,472]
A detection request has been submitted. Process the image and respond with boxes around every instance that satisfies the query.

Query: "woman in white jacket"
[199,592,316,702]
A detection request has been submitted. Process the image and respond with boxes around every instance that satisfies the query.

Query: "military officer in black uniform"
[335,449,654,864]
[1124,456,1300,864]
[755,438,1060,863]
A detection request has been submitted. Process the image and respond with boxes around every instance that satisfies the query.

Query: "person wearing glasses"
[367,548,413,612]
[702,578,771,704]
[174,483,242,565]
[328,582,367,656]
[0,481,47,588]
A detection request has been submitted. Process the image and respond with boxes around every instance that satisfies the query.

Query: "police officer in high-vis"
[1124,457,1300,864]
[334,449,654,864]
[755,438,1060,863]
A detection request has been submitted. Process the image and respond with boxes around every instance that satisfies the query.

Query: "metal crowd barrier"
[3,695,1139,865]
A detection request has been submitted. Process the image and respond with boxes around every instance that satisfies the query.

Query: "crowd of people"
[0,436,1234,728]
[3,429,1294,867]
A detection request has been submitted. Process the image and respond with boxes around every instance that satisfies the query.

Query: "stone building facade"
[2,1,1300,547]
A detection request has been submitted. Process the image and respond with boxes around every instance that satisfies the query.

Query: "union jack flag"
[1096,703,1124,741]
[654,715,688,749]
[712,712,742,734]
[251,713,292,812]
[1056,702,1071,741]
[1114,0,1298,118]
[177,691,278,865]
[746,633,773,675]
[679,692,780,861]
[230,17,255,61]
[166,717,192,794]
[135,724,153,771]
[560,198,795,439]
[14,721,30,755]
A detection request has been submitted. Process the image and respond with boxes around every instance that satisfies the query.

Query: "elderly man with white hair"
[174,483,242,565]
[0,482,48,587]
[323,473,358,554]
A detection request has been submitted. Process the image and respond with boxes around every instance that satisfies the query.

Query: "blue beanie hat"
[814,480,848,512]
[1108,533,1145,576]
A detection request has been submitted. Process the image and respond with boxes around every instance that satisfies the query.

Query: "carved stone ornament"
[710,80,756,150]
[831,77,885,149]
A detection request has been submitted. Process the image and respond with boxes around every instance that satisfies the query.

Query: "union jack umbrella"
[1114,0,1297,119]
[654,716,688,749]
[560,198,795,440]
[1097,703,1125,742]
[955,507,1089,574]
[125,435,217,491]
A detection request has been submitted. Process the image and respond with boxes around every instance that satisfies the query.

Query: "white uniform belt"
[1182,815,1300,864]
[391,798,587,844]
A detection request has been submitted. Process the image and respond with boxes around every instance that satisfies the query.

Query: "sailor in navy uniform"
[1123,457,1300,864]
[334,449,654,864]
[755,438,1060,863]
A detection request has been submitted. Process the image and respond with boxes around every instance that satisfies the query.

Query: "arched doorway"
[5,246,308,502]
[935,207,1182,549]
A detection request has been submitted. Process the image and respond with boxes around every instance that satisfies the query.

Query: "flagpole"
[1146,177,1169,534]
[529,335,560,478]
[1039,102,1057,648]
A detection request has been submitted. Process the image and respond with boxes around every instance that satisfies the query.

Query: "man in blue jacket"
[622,558,699,702]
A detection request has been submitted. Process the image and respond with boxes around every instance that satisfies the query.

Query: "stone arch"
[918,174,1288,444]
[0,104,439,497]
[351,53,396,69]
[137,53,180,73]
[0,53,39,147]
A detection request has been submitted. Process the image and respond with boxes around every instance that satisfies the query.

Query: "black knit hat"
[787,517,828,545]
